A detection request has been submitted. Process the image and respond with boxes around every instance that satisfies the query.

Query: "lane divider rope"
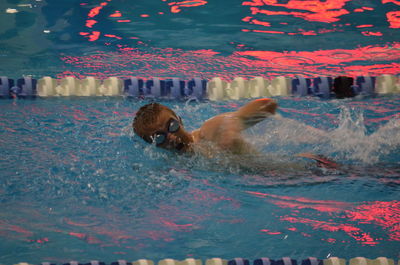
[12,256,398,265]
[0,75,399,100]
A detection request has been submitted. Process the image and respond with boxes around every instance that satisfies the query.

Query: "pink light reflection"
[241,0,396,36]
[168,0,208,13]
[88,2,108,18]
[59,42,400,79]
[387,11,400,28]
[243,0,352,23]
[246,191,400,246]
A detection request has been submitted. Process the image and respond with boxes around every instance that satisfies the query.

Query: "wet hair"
[132,103,173,142]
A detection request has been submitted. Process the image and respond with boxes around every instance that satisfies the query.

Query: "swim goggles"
[146,118,181,146]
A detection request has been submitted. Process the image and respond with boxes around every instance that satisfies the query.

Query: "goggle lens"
[147,118,181,146]
[168,119,180,133]
[153,133,166,145]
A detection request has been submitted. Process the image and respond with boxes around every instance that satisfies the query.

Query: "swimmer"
[132,98,277,156]
[132,98,338,170]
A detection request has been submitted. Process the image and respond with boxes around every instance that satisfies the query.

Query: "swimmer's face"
[140,108,193,152]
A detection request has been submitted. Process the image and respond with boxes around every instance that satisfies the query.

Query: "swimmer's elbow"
[237,98,277,118]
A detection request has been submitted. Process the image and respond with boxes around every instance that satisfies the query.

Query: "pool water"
[0,0,400,264]
[0,96,399,264]
[0,0,399,79]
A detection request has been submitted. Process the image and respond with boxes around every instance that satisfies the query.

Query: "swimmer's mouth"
[175,142,185,151]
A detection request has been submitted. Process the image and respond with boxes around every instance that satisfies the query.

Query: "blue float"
[292,77,312,96]
[313,77,333,99]
[0,76,14,98]
[228,258,250,265]
[124,77,145,97]
[146,78,167,97]
[254,258,274,265]
[301,258,322,265]
[165,78,186,99]
[354,76,375,95]
[13,77,37,97]
[187,78,207,99]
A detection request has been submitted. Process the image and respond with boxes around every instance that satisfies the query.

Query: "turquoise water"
[0,0,399,79]
[0,0,400,264]
[0,97,399,263]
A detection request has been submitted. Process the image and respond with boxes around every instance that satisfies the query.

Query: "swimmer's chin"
[176,142,194,153]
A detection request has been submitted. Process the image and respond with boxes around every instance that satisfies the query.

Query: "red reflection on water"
[281,216,378,245]
[250,29,286,34]
[387,11,400,28]
[241,0,399,36]
[288,29,317,35]
[237,43,400,65]
[104,34,122,40]
[261,228,282,235]
[168,0,208,13]
[0,220,34,238]
[251,19,272,27]
[357,25,374,28]
[88,2,108,18]
[347,201,400,241]
[243,0,351,23]
[74,0,398,78]
[382,0,400,4]
[86,19,97,28]
[366,113,400,124]
[158,217,194,231]
[247,191,400,245]
[361,31,383,36]
[109,11,122,17]
[362,7,374,11]
[81,0,128,41]
[59,42,400,79]
[88,31,101,41]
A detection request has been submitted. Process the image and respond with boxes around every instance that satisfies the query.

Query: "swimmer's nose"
[167,133,179,142]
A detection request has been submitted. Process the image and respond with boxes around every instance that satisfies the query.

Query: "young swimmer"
[132,98,339,170]
[132,98,278,156]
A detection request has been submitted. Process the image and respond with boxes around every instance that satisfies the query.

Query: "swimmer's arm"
[192,118,260,155]
[234,98,278,129]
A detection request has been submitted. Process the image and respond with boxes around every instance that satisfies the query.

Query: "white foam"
[326,107,399,163]
[251,106,400,164]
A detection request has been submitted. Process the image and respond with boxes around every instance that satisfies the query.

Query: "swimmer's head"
[133,103,193,152]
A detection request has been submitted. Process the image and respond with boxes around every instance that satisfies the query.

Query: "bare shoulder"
[195,112,240,140]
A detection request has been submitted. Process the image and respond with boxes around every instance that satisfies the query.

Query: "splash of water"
[251,107,400,164]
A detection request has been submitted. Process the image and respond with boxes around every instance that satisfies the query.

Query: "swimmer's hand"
[296,153,340,169]
[236,98,278,129]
